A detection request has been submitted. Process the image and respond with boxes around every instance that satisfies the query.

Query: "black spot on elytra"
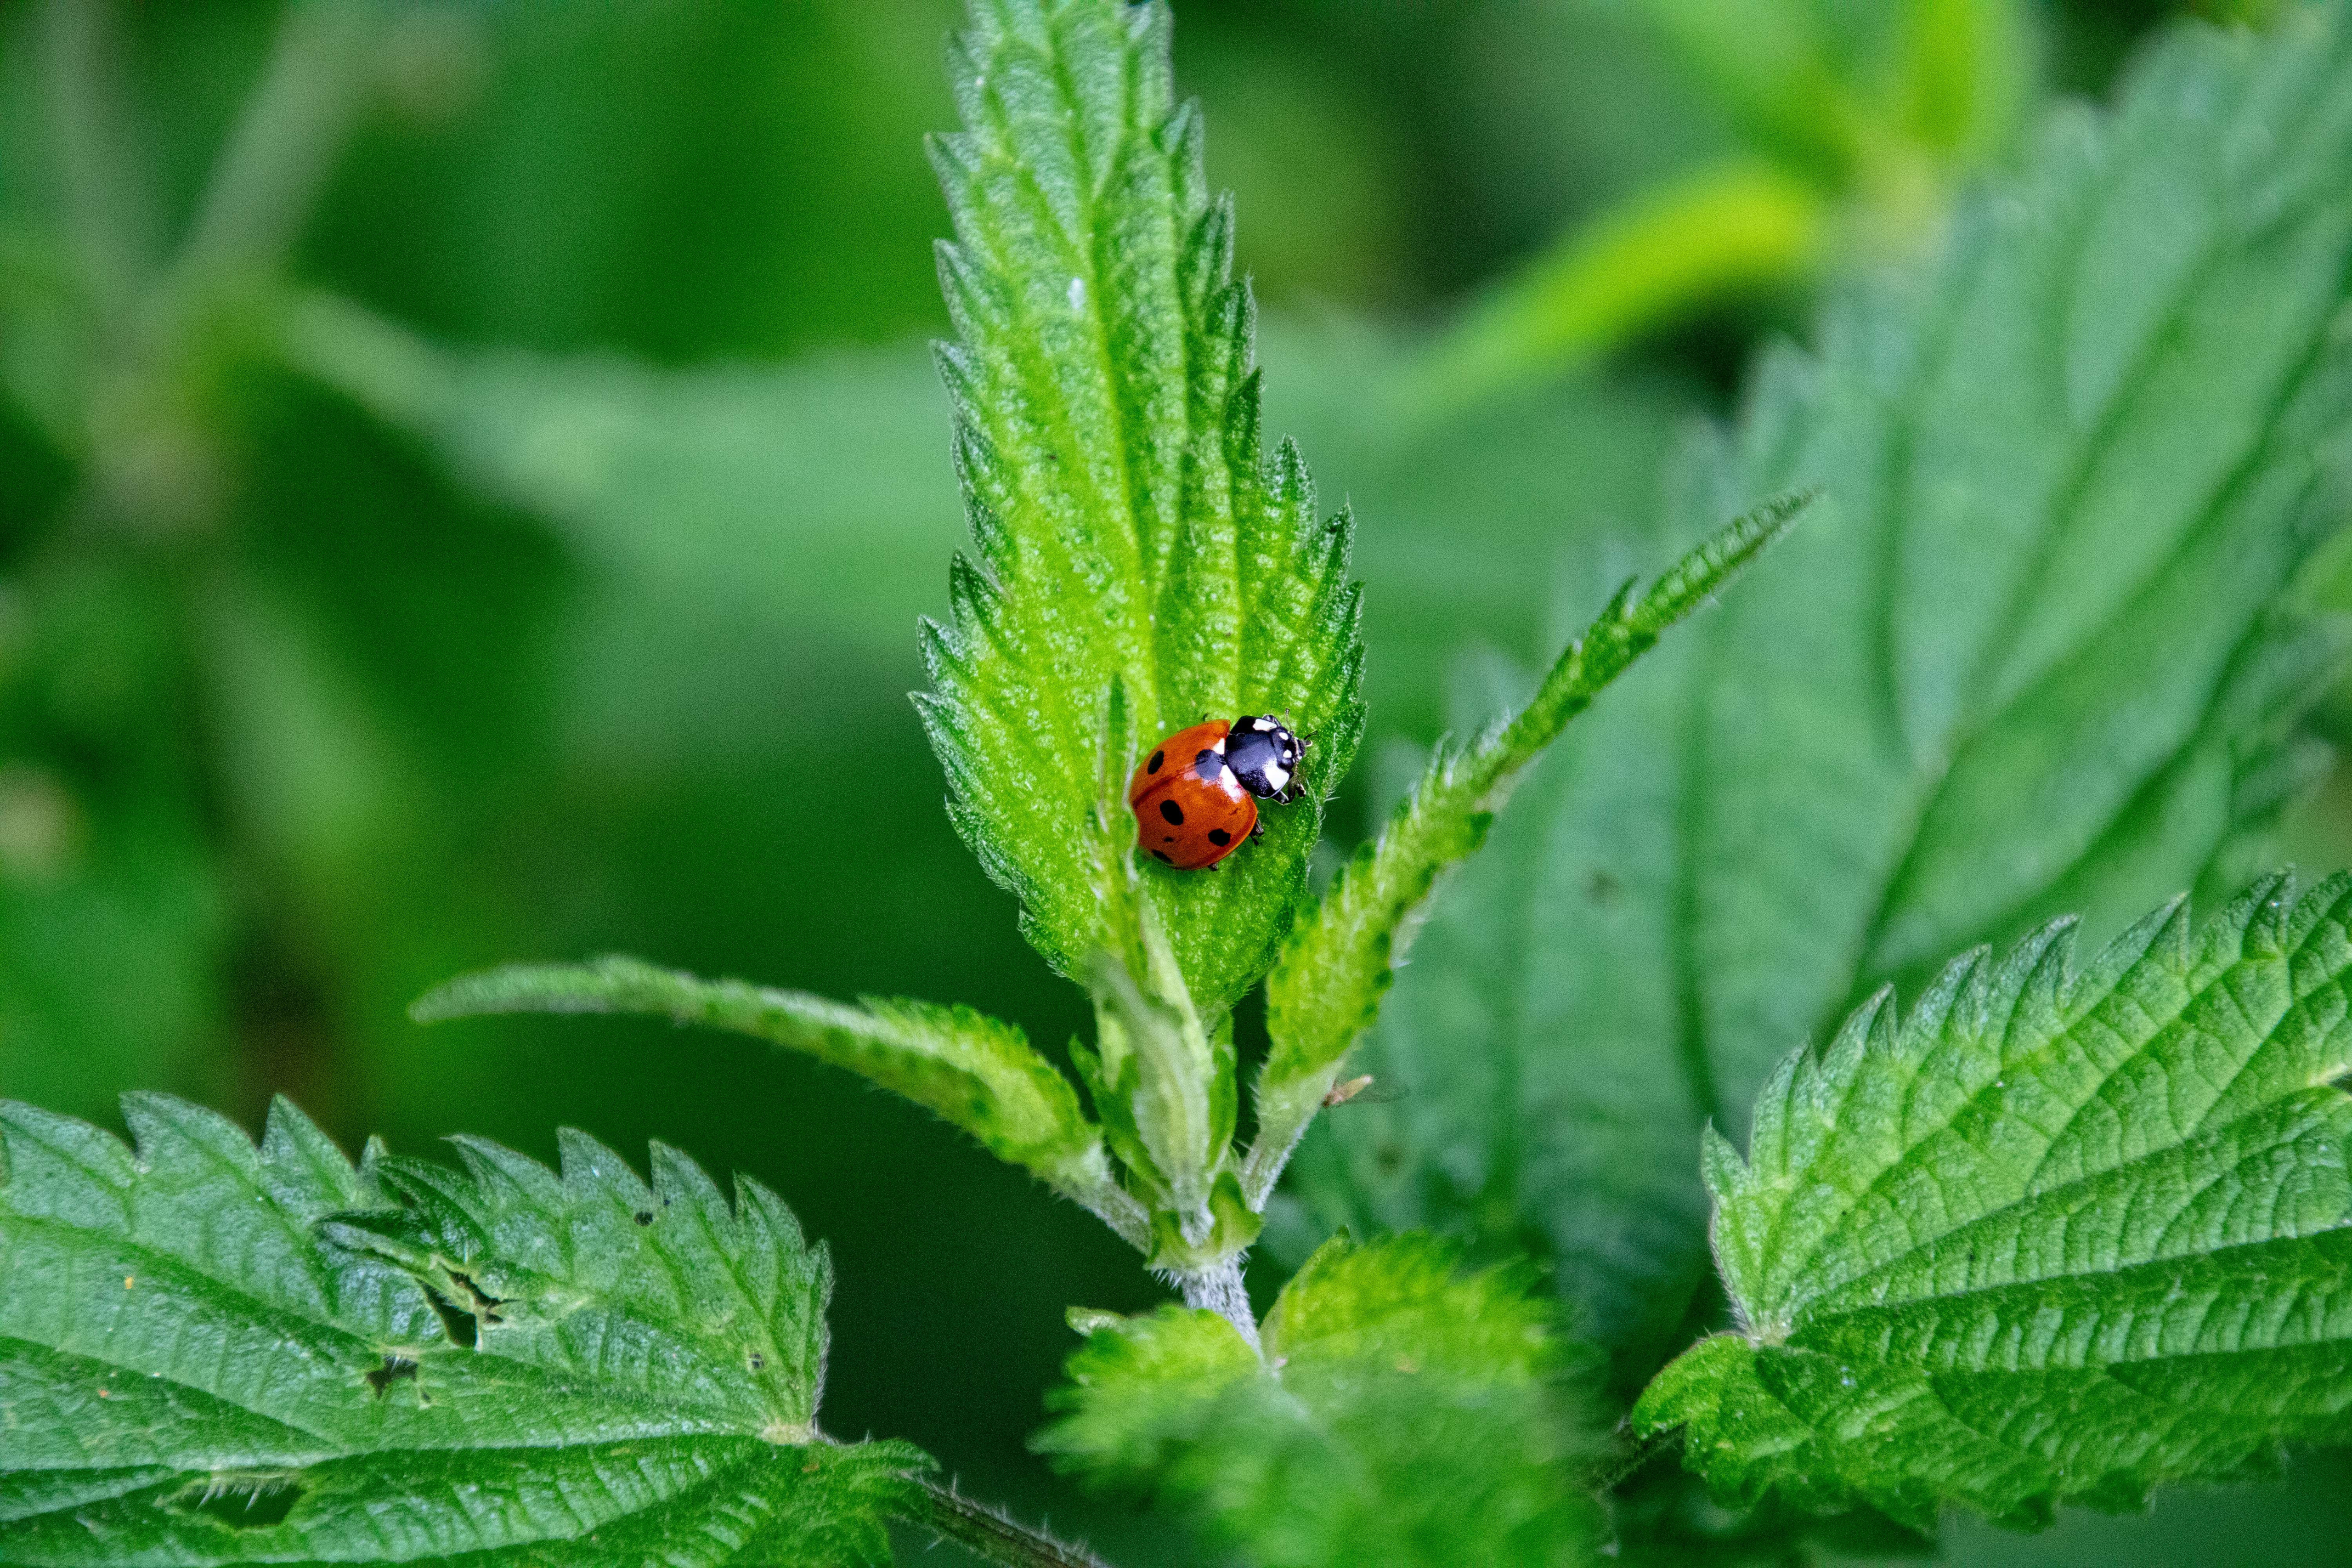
[1148,750,1164,773]
[634,1211,654,1226]
[1151,849,1173,863]
[1208,828,1231,846]
[1159,799,1184,825]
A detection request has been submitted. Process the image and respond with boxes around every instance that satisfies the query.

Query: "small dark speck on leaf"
[634,1211,654,1225]
[365,1355,419,1396]
[1585,868,1621,905]
[749,1352,766,1370]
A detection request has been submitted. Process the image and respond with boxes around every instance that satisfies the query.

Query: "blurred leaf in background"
[1423,0,2038,410]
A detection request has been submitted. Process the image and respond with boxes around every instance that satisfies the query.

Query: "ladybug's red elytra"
[1127,714,1309,871]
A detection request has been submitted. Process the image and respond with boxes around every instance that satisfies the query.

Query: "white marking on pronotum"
[1067,275,1087,311]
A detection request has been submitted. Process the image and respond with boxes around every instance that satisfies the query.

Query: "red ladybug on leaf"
[1127,714,1309,870]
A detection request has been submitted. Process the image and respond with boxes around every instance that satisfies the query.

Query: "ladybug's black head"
[1224,714,1307,801]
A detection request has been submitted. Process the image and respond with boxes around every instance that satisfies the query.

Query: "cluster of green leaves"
[411,0,1788,1296]
[1639,874,2352,1528]
[0,1093,933,1564]
[12,0,2352,1563]
[1264,5,2352,1553]
[388,2,2352,1558]
[1290,0,2352,1385]
[1039,1234,1600,1568]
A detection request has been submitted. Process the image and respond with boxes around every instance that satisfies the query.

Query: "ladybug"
[1127,714,1309,870]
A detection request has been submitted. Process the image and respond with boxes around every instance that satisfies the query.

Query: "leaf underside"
[920,0,1364,1014]
[1638,874,2352,1530]
[1038,1233,1600,1568]
[0,1094,924,1565]
[1288,5,2352,1368]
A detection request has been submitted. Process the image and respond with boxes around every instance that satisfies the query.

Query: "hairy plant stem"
[906,1480,1118,1568]
[1176,1257,1262,1355]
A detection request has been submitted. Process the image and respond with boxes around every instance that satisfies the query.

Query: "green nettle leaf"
[411,956,1147,1247]
[1638,873,2352,1528]
[1038,1234,1602,1567]
[0,1093,927,1565]
[1288,5,2352,1366]
[917,0,1364,1014]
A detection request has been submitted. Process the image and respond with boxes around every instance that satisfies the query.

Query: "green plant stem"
[176,0,385,283]
[906,1480,1120,1568]
[41,0,154,321]
[1175,1258,1262,1356]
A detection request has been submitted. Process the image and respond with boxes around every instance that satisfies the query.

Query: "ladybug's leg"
[1249,820,1265,843]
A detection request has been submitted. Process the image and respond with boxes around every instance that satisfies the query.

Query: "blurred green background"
[3,0,2345,1562]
